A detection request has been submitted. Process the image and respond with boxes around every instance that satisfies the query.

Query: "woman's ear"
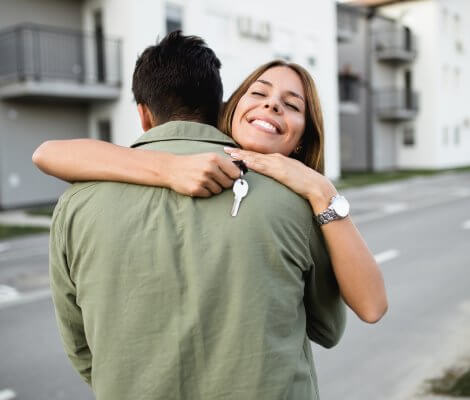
[137,104,155,132]
[293,141,303,154]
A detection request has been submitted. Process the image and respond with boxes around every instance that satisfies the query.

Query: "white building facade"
[371,0,470,169]
[0,0,340,208]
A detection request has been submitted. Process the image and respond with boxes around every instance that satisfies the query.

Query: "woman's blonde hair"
[219,60,325,174]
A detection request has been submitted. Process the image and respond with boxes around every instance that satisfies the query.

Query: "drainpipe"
[365,8,375,172]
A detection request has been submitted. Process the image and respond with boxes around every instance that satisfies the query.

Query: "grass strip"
[0,224,50,241]
[336,166,470,190]
[428,366,470,397]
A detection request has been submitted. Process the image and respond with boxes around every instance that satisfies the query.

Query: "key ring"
[232,160,248,177]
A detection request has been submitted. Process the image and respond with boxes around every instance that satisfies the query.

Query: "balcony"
[376,89,419,122]
[374,27,417,64]
[337,5,359,42]
[0,24,121,102]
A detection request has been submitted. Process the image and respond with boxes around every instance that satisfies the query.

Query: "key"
[231,178,249,217]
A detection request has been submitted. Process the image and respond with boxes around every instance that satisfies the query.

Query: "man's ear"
[137,104,155,132]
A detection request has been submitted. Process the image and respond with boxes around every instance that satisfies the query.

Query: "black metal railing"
[0,23,121,86]
[376,89,419,115]
[374,27,417,60]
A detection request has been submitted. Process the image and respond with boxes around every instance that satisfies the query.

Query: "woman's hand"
[224,147,337,213]
[166,152,242,198]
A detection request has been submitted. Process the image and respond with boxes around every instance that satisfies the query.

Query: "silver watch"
[315,195,350,226]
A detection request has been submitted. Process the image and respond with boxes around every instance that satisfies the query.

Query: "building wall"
[0,0,89,208]
[338,7,406,172]
[435,0,470,168]
[378,0,470,169]
[0,102,88,208]
[0,0,83,29]
[338,7,370,170]
[370,16,401,170]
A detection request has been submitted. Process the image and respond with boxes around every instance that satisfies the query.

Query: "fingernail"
[230,153,241,159]
[224,146,235,152]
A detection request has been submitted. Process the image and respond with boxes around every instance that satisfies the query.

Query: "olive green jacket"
[50,121,346,400]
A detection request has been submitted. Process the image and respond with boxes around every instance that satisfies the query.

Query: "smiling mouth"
[249,119,281,134]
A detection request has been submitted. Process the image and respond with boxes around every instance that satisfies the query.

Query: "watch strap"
[315,208,339,226]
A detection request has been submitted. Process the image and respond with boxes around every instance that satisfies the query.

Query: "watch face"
[332,196,350,217]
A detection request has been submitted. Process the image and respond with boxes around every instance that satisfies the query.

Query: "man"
[50,31,345,400]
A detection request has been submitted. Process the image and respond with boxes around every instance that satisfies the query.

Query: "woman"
[33,60,387,323]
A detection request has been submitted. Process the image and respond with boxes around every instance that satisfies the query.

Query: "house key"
[231,178,249,217]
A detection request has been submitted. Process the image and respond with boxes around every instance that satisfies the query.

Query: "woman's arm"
[224,147,388,323]
[32,139,241,197]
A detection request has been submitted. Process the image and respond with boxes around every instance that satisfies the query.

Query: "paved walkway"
[0,211,52,228]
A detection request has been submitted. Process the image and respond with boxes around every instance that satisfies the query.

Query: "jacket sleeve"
[49,199,92,385]
[304,223,346,348]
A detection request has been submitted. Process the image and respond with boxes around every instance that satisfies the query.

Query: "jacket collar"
[131,121,238,148]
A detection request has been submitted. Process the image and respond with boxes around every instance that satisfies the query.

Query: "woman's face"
[231,66,306,156]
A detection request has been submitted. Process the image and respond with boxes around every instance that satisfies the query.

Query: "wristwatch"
[315,195,350,226]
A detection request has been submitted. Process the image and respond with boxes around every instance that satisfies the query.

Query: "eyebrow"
[255,79,305,102]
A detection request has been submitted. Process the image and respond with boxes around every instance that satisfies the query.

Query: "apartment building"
[370,0,470,169]
[337,2,419,171]
[0,0,340,209]
[339,0,470,171]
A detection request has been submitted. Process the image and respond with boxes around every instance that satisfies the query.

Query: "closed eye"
[251,91,266,97]
[286,102,300,112]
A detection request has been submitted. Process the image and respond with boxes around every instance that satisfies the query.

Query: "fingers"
[204,178,224,195]
[212,167,236,189]
[200,153,237,189]
[217,156,244,180]
[190,187,212,198]
[224,149,268,173]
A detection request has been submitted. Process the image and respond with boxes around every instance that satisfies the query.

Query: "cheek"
[231,97,250,140]
[231,109,242,142]
[290,116,306,143]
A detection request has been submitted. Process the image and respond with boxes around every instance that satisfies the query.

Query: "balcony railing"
[374,27,417,64]
[337,5,359,42]
[376,89,419,122]
[0,23,121,101]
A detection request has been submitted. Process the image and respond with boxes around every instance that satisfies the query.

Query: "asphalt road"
[1,172,469,400]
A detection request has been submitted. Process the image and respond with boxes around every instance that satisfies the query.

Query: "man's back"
[50,122,345,400]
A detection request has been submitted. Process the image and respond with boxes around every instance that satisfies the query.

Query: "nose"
[264,97,281,113]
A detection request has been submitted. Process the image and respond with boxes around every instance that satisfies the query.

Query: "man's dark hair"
[132,31,223,127]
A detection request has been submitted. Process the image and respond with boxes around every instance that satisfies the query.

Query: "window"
[403,126,415,146]
[307,56,316,68]
[454,14,460,36]
[339,65,360,103]
[166,4,183,34]
[443,126,449,145]
[455,67,460,88]
[454,126,460,145]
[98,119,112,142]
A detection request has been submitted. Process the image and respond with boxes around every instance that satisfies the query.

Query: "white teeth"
[251,119,277,133]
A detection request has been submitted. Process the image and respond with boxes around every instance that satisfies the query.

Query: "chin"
[239,140,275,155]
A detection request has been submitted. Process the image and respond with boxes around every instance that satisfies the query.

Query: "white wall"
[435,0,470,167]
[379,0,470,169]
[84,0,340,178]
